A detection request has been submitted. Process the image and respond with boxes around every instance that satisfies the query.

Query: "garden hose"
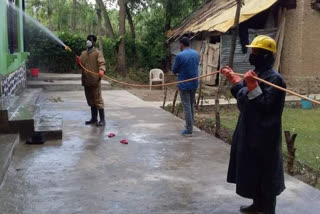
[65,45,320,105]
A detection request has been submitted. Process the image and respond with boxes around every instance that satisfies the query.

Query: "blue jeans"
[179,89,196,133]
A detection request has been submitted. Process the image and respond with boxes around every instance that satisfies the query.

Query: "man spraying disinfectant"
[76,35,106,127]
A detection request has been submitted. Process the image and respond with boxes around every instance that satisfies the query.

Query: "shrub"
[25,26,86,73]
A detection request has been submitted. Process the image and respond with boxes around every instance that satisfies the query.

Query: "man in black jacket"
[221,35,286,214]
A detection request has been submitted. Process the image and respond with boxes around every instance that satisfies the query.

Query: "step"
[34,114,63,140]
[0,89,42,132]
[0,134,19,187]
[0,96,19,130]
[8,104,39,139]
[7,88,42,119]
[30,73,81,81]
[27,80,111,91]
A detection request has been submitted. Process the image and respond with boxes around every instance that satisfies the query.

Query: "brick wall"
[281,0,320,94]
[0,66,27,98]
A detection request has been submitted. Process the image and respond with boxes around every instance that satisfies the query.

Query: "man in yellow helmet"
[221,35,286,214]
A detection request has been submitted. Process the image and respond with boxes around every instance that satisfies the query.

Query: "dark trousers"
[179,89,196,133]
[253,189,277,214]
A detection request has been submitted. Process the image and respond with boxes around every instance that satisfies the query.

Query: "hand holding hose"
[244,70,258,92]
[220,66,242,84]
[98,70,104,77]
[75,56,81,65]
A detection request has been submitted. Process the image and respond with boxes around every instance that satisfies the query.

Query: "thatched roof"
[168,0,277,40]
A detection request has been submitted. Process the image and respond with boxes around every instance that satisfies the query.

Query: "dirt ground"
[127,86,178,102]
[127,85,220,102]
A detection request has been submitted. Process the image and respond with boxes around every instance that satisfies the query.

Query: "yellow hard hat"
[246,35,277,53]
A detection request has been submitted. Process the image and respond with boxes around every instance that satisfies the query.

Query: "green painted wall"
[0,0,9,75]
[0,0,28,76]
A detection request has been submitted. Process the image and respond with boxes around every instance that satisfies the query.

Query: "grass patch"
[282,107,320,170]
[209,106,320,170]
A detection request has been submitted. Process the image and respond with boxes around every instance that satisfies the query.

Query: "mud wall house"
[282,0,320,94]
[168,0,320,94]
[0,0,28,99]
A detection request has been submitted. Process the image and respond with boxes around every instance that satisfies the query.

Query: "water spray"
[7,1,67,48]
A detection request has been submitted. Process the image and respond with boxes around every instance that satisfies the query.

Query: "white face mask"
[86,40,93,48]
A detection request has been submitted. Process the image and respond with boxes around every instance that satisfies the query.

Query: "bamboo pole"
[171,89,179,114]
[162,87,168,108]
[235,73,320,105]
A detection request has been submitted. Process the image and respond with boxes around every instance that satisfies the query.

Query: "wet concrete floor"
[0,90,319,214]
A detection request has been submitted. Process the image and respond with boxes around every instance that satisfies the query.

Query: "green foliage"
[128,68,149,83]
[24,0,208,76]
[135,7,168,69]
[26,0,98,33]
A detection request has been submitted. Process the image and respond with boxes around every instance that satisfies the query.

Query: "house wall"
[0,66,27,98]
[281,0,320,94]
[0,0,28,98]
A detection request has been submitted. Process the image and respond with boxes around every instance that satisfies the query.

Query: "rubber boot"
[240,198,263,214]
[85,107,98,125]
[263,197,276,214]
[96,109,106,126]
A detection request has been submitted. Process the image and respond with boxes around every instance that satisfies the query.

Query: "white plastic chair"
[149,69,164,90]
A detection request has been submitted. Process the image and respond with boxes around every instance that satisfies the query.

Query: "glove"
[98,70,104,77]
[244,70,258,92]
[220,66,241,84]
[75,56,81,65]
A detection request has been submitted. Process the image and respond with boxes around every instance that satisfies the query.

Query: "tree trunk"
[96,0,114,37]
[47,0,53,29]
[164,1,172,72]
[228,0,242,67]
[215,0,242,137]
[96,7,104,55]
[71,0,77,32]
[125,3,137,59]
[125,4,135,40]
[164,0,172,32]
[116,0,126,74]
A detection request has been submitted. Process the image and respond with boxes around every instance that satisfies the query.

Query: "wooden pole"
[162,87,168,108]
[274,8,287,71]
[196,41,207,109]
[215,0,242,137]
[171,89,179,114]
[196,81,203,109]
[284,131,297,175]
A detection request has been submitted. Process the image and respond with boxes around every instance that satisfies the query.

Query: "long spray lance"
[65,46,72,52]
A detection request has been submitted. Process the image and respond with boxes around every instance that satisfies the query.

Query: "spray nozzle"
[65,46,72,52]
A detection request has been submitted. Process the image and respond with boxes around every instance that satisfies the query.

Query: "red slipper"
[120,139,128,144]
[108,133,116,138]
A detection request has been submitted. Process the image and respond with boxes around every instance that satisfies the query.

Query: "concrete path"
[0,90,319,214]
[31,73,82,81]
[27,73,111,91]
